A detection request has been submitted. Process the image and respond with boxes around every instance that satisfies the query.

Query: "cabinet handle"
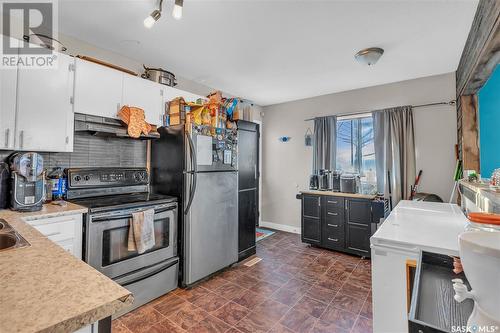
[318,197,321,207]
[327,212,338,216]
[19,130,24,149]
[328,200,338,204]
[4,128,9,148]
[327,224,339,227]
[44,231,61,237]
[328,237,339,242]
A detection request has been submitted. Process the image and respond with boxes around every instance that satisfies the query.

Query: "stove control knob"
[73,175,81,182]
[83,175,91,181]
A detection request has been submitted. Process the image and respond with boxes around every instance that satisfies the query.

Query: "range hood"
[74,113,160,139]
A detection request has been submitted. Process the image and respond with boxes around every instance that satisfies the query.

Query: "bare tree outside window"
[336,116,377,193]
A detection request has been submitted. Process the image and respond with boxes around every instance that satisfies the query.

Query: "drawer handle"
[328,200,338,204]
[328,237,339,242]
[44,231,61,237]
[327,212,338,216]
[327,224,339,227]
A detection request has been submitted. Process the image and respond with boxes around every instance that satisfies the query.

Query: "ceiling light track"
[144,0,183,28]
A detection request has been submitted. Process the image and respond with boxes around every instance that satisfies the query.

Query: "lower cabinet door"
[346,223,370,255]
[302,217,321,244]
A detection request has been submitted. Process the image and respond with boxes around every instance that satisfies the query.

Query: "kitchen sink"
[0,219,30,252]
[0,233,17,249]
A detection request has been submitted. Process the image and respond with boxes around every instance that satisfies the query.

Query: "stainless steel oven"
[86,202,177,279]
[66,168,179,317]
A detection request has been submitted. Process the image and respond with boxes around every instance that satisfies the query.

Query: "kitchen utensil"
[309,174,319,190]
[0,162,9,209]
[318,169,330,191]
[340,174,359,193]
[141,65,177,86]
[330,170,341,192]
[9,152,45,212]
[24,33,68,52]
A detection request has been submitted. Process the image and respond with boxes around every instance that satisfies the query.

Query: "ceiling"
[58,0,478,106]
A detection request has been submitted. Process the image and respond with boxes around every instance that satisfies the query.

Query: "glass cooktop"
[68,192,177,212]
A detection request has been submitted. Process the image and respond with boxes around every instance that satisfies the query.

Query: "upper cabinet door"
[16,52,75,152]
[0,38,18,150]
[163,85,204,103]
[122,75,164,125]
[73,58,123,118]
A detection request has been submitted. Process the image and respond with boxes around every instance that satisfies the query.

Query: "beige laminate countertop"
[300,190,377,200]
[0,202,133,333]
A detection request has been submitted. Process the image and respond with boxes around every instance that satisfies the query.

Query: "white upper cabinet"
[0,38,18,150]
[163,85,204,104]
[15,52,75,152]
[73,58,123,119]
[122,74,164,125]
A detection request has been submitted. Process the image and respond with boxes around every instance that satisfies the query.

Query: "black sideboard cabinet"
[300,194,387,258]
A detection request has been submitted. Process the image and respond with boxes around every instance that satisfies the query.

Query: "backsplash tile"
[0,133,147,170]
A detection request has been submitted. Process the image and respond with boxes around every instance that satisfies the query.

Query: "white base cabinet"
[24,212,83,259]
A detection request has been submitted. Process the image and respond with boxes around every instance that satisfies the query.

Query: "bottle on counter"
[47,167,67,201]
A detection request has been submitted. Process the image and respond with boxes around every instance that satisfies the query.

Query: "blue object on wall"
[278,136,291,143]
[478,64,500,179]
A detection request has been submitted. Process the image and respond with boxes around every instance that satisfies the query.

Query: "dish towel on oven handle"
[127,208,156,254]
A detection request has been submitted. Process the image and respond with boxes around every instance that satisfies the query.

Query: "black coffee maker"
[9,152,45,212]
[309,174,319,190]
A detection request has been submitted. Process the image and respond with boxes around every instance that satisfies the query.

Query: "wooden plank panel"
[460,95,480,171]
[456,0,500,96]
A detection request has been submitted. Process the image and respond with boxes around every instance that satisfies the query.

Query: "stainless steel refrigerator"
[151,124,238,287]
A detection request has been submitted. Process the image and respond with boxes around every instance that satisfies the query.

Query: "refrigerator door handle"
[184,132,197,215]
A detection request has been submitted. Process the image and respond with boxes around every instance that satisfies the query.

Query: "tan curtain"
[373,106,416,206]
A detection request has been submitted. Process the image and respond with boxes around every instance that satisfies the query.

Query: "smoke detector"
[355,47,384,66]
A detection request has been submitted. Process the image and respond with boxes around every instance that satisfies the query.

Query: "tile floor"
[113,230,373,333]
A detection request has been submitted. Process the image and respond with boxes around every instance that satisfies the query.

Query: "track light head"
[144,9,161,28]
[172,0,183,20]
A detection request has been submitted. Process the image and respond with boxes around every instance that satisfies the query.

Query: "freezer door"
[190,127,238,172]
[371,245,419,333]
[184,171,238,285]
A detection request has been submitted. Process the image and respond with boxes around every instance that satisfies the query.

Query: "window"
[336,114,377,193]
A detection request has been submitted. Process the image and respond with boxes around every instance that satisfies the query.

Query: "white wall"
[261,72,457,230]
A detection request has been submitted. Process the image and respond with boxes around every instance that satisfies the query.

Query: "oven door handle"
[91,205,176,222]
[117,257,179,287]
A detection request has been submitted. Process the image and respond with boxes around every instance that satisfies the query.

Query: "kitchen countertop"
[459,179,500,213]
[0,202,133,333]
[300,189,377,200]
[371,200,469,256]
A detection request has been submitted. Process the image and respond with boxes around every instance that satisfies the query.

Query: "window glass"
[336,116,377,193]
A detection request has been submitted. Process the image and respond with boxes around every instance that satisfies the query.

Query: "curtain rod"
[303,100,456,121]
